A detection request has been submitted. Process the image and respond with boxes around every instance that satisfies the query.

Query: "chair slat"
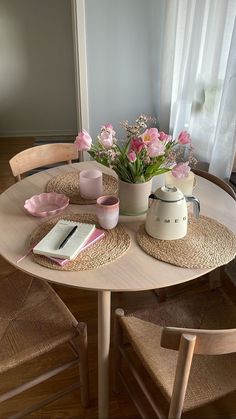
[9,143,78,180]
[161,326,236,355]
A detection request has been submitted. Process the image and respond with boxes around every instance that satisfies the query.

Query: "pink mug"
[79,169,103,199]
[96,195,119,229]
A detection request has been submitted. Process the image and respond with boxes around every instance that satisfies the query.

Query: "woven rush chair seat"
[0,276,78,372]
[114,287,236,418]
[0,273,89,417]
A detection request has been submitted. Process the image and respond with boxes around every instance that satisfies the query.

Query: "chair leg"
[153,288,167,302]
[113,308,125,394]
[209,267,222,290]
[70,322,89,407]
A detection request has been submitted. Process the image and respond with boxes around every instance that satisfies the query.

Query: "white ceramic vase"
[118,179,152,215]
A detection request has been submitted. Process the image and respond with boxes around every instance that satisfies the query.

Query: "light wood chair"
[114,286,236,418]
[155,168,236,302]
[9,143,78,182]
[7,143,86,416]
[192,168,236,200]
[0,272,89,418]
[192,169,236,289]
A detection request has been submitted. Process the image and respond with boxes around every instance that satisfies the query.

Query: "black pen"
[58,226,78,249]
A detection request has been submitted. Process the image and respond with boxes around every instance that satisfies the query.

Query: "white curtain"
[158,0,236,180]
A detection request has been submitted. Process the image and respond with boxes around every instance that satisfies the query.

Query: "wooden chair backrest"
[9,143,78,182]
[161,326,236,418]
[192,168,236,201]
[161,326,236,355]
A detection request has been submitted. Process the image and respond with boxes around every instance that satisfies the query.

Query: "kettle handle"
[185,195,200,218]
[148,193,158,208]
[149,193,158,200]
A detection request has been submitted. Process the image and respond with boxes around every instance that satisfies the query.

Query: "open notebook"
[47,228,105,265]
[33,220,96,260]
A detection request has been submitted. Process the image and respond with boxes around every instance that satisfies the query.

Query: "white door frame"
[71,0,89,133]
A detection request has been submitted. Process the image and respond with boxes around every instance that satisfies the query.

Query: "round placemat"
[46,171,118,204]
[30,213,130,271]
[137,214,236,269]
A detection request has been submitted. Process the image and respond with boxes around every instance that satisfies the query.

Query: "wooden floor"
[0,138,236,418]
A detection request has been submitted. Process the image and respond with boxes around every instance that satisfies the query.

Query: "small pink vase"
[118,179,152,215]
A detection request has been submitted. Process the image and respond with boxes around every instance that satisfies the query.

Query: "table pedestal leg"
[98,290,111,419]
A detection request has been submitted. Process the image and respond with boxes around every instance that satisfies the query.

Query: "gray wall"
[85,0,164,139]
[0,0,77,137]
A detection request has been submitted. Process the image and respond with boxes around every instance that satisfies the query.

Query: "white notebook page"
[33,220,96,260]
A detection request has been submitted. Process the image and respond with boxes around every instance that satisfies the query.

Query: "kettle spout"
[185,195,200,218]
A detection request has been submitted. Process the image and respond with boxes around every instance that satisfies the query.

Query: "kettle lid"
[154,185,184,202]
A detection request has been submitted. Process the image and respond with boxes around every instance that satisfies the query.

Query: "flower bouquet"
[74,114,193,184]
[74,115,195,214]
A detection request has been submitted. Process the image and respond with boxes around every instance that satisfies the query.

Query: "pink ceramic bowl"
[24,192,69,217]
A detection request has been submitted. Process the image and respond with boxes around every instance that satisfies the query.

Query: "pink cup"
[96,195,119,229]
[79,169,103,199]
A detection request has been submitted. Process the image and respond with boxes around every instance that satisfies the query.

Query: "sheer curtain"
[158,0,236,180]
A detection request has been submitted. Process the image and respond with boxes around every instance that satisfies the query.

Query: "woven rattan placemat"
[46,171,118,204]
[137,214,236,269]
[30,213,130,271]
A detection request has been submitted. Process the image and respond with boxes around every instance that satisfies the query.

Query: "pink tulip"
[99,131,114,148]
[172,162,191,179]
[178,131,191,145]
[159,131,171,142]
[147,139,165,158]
[127,150,137,162]
[101,123,116,137]
[130,138,144,153]
[141,128,159,143]
[74,130,92,151]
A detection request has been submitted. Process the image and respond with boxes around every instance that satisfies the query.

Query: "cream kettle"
[145,185,200,240]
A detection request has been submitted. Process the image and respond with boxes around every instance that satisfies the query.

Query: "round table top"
[0,161,235,292]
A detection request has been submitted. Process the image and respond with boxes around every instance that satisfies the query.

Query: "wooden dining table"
[0,161,236,418]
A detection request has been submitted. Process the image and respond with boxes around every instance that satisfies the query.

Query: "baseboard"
[0,130,77,137]
[34,136,75,145]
